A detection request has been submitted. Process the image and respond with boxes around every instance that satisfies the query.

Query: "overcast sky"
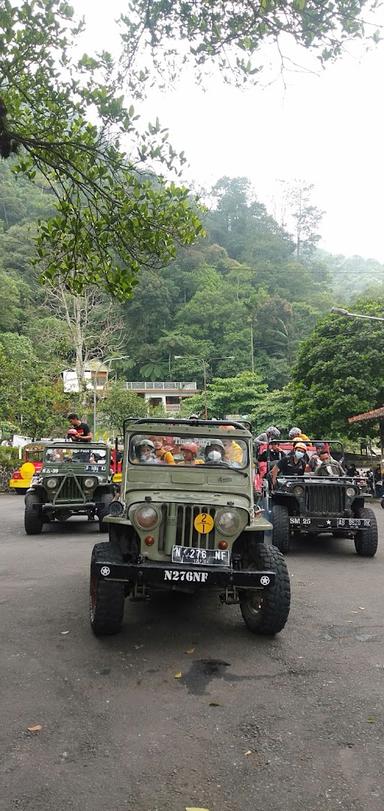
[75,0,384,263]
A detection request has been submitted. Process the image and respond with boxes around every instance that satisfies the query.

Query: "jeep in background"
[89,418,291,637]
[263,440,378,556]
[24,442,114,534]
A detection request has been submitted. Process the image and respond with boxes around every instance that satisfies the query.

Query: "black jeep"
[263,440,378,556]
[24,441,114,534]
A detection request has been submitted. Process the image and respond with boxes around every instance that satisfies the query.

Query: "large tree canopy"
[292,298,384,438]
[0,0,203,298]
[122,0,381,86]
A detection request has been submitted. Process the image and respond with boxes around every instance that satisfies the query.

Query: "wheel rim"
[246,591,264,617]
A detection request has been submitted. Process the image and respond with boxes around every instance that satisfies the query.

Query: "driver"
[204,439,226,465]
[270,441,307,488]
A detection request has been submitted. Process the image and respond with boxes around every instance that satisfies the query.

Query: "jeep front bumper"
[91,558,276,589]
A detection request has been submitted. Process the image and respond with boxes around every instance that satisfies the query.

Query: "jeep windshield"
[44,446,107,470]
[129,433,248,469]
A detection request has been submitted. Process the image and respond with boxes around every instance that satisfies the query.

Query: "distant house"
[125,381,199,414]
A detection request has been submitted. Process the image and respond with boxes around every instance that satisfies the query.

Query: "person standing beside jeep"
[67,413,93,442]
[270,441,307,488]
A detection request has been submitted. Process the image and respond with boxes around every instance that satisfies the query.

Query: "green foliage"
[0,0,204,298]
[0,446,19,466]
[99,384,148,433]
[122,1,379,87]
[250,386,295,433]
[181,372,268,418]
[292,297,384,437]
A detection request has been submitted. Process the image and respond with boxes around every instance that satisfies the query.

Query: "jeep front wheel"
[240,543,290,635]
[354,507,378,557]
[24,493,43,535]
[271,504,290,553]
[90,543,125,635]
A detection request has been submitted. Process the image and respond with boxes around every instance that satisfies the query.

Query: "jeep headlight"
[84,477,96,489]
[217,510,240,535]
[46,478,57,489]
[346,486,356,498]
[131,504,159,529]
[293,485,304,497]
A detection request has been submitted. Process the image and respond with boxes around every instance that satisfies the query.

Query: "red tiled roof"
[348,406,384,424]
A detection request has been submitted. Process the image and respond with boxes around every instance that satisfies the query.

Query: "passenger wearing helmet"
[288,426,310,441]
[179,442,204,465]
[309,444,345,476]
[204,439,225,465]
[255,425,281,445]
[271,441,308,487]
[133,438,158,464]
[153,436,175,464]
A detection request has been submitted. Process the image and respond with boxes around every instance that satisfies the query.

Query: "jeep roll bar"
[123,417,252,432]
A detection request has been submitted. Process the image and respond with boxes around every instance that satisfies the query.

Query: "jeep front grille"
[54,476,85,503]
[305,485,345,514]
[174,504,216,549]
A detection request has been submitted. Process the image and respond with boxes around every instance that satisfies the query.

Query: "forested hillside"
[0,163,383,438]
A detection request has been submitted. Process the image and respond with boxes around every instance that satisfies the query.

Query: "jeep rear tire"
[354,507,378,557]
[271,504,290,553]
[90,542,125,635]
[24,493,43,535]
[240,543,290,635]
[98,493,113,532]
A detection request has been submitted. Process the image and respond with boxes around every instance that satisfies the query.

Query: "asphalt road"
[1,496,384,811]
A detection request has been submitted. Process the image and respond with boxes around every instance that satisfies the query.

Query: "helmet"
[67,428,78,437]
[289,427,302,439]
[189,414,199,420]
[266,426,280,439]
[181,442,198,455]
[293,441,307,453]
[135,439,155,451]
[206,439,224,450]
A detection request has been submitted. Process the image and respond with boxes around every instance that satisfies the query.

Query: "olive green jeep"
[24,441,114,534]
[89,418,291,637]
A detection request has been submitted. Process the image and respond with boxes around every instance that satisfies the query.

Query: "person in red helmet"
[179,442,204,465]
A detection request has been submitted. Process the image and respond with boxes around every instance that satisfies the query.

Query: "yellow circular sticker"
[194,512,214,534]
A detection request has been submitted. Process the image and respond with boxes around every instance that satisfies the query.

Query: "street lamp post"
[93,355,129,439]
[175,355,234,419]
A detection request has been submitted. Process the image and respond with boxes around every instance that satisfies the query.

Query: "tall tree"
[292,298,384,438]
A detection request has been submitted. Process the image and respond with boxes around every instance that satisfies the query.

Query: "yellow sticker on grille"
[194,512,214,534]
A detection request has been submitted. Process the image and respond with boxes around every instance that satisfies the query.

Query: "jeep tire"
[271,503,290,553]
[354,507,378,557]
[24,493,43,535]
[98,493,113,532]
[90,542,125,635]
[240,543,290,635]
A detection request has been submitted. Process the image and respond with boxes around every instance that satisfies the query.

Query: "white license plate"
[172,545,230,565]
